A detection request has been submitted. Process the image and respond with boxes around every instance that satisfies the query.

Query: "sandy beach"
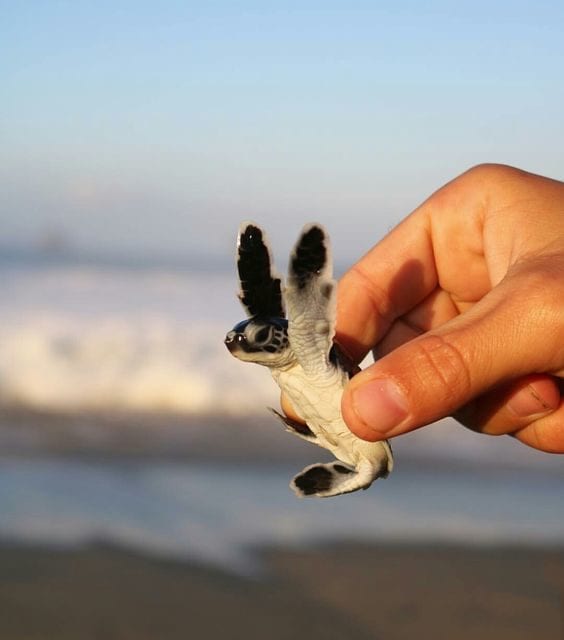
[1,412,562,639]
[0,541,562,640]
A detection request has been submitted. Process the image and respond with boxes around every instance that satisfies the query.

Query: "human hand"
[338,164,564,453]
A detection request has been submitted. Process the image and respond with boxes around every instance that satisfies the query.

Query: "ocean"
[0,251,562,574]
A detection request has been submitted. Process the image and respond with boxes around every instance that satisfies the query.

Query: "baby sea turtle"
[225,223,393,498]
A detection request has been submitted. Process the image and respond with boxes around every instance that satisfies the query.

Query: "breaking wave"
[0,264,277,416]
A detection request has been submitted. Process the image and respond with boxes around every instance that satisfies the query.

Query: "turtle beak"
[224,331,238,353]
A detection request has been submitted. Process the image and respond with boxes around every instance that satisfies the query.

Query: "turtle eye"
[254,326,271,343]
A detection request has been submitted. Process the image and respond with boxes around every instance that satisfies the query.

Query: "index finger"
[336,211,438,362]
[336,166,501,362]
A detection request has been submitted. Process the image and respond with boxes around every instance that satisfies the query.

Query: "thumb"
[341,270,564,441]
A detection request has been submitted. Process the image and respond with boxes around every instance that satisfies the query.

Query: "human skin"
[283,164,564,453]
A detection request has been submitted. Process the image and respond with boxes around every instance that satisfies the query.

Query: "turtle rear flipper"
[285,224,336,376]
[291,459,388,498]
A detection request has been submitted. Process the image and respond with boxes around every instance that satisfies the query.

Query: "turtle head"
[224,317,295,368]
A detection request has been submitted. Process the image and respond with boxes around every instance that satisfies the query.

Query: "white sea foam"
[0,265,277,415]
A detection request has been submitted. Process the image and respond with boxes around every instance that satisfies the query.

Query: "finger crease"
[349,264,396,330]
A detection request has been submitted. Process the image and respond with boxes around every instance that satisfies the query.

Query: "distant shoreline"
[0,407,310,463]
[1,407,563,475]
[0,243,234,272]
[0,244,354,276]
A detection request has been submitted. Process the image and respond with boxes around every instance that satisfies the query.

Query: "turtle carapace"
[225,223,393,498]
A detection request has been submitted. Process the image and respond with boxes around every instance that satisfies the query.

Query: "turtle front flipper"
[285,224,336,376]
[237,223,285,319]
[291,459,387,498]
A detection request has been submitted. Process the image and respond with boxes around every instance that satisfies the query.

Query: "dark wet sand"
[0,542,562,640]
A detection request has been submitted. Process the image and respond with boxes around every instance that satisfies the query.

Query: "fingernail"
[352,379,408,436]
[507,382,558,418]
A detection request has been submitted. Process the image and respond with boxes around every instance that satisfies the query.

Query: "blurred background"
[1,2,563,639]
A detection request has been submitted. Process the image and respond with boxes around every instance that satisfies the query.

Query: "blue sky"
[2,1,564,263]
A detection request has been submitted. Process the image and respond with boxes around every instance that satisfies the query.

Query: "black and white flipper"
[285,225,336,376]
[237,223,285,319]
[291,455,392,498]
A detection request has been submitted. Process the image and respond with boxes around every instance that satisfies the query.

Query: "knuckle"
[507,258,564,338]
[463,162,524,185]
[349,264,394,324]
